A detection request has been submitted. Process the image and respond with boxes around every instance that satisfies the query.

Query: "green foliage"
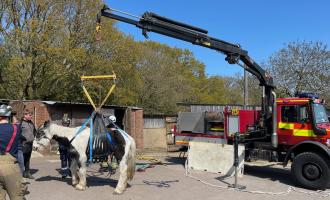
[0,0,263,113]
[1,1,328,114]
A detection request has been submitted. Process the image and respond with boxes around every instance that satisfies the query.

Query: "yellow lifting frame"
[81,73,116,111]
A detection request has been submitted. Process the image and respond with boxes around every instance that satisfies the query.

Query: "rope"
[184,148,330,197]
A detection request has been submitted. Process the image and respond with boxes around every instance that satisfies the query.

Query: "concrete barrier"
[187,141,244,177]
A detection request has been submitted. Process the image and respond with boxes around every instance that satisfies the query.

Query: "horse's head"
[35,120,52,150]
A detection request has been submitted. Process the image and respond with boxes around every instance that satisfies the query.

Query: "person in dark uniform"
[0,104,25,200]
[58,116,71,178]
[21,109,36,179]
[100,115,119,171]
[58,140,71,178]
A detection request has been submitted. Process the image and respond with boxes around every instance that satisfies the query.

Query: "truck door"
[278,104,314,145]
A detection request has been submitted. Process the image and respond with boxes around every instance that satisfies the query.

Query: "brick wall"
[124,108,144,149]
[10,101,50,128]
[134,109,144,149]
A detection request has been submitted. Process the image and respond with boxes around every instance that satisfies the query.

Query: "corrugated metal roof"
[1,99,142,109]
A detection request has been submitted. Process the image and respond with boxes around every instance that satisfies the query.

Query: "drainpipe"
[271,91,278,148]
[34,106,37,126]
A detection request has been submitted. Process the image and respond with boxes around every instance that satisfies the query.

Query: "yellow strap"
[80,73,116,110]
[99,84,116,109]
[82,84,97,110]
[81,75,116,80]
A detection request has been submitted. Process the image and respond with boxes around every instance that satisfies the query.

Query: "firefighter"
[100,115,118,171]
[59,116,71,178]
[0,104,25,200]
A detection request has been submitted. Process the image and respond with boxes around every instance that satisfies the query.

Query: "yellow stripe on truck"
[276,99,309,103]
[278,122,316,137]
[176,141,189,145]
[293,129,316,137]
[278,122,294,129]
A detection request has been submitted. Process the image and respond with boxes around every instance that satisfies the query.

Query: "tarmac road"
[22,152,330,200]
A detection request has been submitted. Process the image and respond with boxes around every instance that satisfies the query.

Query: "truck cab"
[277,94,330,148]
[276,94,330,190]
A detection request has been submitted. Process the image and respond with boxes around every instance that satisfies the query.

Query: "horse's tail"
[127,136,136,181]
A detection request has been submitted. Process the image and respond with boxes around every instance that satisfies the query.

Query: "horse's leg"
[114,137,136,194]
[114,158,128,194]
[75,156,87,191]
[70,158,79,186]
[75,167,86,190]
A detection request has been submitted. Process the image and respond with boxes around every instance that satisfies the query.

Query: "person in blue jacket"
[0,104,25,199]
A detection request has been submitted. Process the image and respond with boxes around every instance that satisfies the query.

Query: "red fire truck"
[98,6,330,190]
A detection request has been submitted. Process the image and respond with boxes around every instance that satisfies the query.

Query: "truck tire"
[291,152,330,190]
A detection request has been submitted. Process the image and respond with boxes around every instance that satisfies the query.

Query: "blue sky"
[104,0,330,77]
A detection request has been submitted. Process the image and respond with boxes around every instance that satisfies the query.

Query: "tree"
[132,41,206,114]
[0,0,106,100]
[268,41,330,99]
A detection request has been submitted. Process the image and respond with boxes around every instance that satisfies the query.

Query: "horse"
[36,117,136,194]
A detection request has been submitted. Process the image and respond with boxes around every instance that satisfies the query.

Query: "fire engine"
[97,6,330,190]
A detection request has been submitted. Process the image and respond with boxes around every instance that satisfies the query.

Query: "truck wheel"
[291,152,330,190]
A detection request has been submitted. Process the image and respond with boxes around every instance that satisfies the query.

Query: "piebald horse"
[37,119,136,194]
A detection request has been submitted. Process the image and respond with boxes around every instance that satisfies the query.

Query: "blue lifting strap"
[69,111,117,164]
[106,132,114,146]
[89,115,94,163]
[69,112,95,144]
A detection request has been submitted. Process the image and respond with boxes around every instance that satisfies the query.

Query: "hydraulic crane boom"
[97,5,278,146]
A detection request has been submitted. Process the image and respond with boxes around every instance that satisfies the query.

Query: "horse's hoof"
[112,191,123,195]
[113,189,123,195]
[75,184,86,191]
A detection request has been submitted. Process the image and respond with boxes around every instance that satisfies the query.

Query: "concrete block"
[187,141,244,177]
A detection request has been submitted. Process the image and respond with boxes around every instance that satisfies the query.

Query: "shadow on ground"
[86,176,118,188]
[243,164,294,186]
[164,156,186,166]
[35,175,72,185]
[35,175,118,188]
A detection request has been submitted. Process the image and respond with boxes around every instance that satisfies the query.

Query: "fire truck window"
[281,106,298,123]
[299,106,309,122]
[281,105,309,123]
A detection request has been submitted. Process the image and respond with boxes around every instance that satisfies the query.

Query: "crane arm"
[97,5,274,88]
[97,5,277,134]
